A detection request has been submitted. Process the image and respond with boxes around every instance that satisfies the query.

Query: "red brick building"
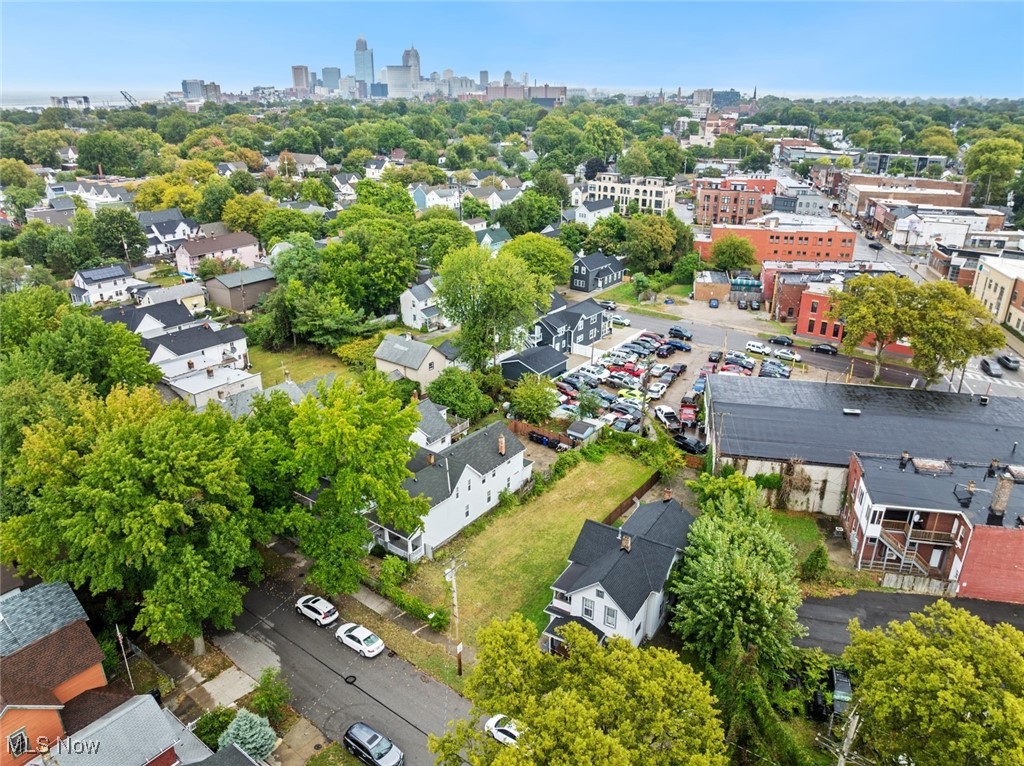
[796,284,913,355]
[697,214,856,265]
[694,178,772,225]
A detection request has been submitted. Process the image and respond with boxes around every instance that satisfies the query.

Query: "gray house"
[205,267,277,312]
[570,251,625,292]
[500,345,569,382]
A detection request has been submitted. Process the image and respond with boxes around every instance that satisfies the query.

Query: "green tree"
[495,189,561,236]
[298,177,335,208]
[354,178,415,215]
[530,169,571,206]
[964,137,1023,205]
[193,707,237,750]
[616,144,654,177]
[844,600,1024,766]
[738,150,772,173]
[217,709,276,761]
[2,388,265,653]
[92,207,149,263]
[508,373,558,424]
[410,216,475,271]
[425,367,494,421]
[248,667,292,730]
[328,218,418,315]
[827,273,917,380]
[0,257,55,292]
[500,233,573,283]
[867,127,903,153]
[584,213,629,256]
[459,194,491,221]
[0,158,37,187]
[22,130,64,166]
[435,246,552,369]
[258,208,321,247]
[670,475,804,681]
[558,221,589,254]
[887,156,917,176]
[671,252,702,286]
[195,176,237,223]
[222,193,276,236]
[429,614,728,766]
[709,233,757,272]
[0,284,69,352]
[289,375,428,594]
[582,116,625,162]
[623,215,677,273]
[228,169,258,195]
[835,155,854,169]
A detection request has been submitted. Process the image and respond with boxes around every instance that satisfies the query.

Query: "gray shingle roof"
[436,339,461,361]
[0,582,88,657]
[209,267,276,289]
[136,208,184,226]
[409,282,434,302]
[197,743,261,765]
[501,346,567,375]
[141,324,247,358]
[575,251,620,273]
[709,377,1024,467]
[416,399,453,443]
[135,282,206,304]
[212,379,307,419]
[581,198,615,212]
[178,232,258,256]
[99,301,194,332]
[374,334,433,369]
[548,291,568,313]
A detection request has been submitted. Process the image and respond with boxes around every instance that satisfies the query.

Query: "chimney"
[662,487,673,503]
[427,452,435,465]
[284,368,291,382]
[411,389,419,403]
[899,451,910,471]
[966,480,976,495]
[206,367,214,378]
[620,534,632,552]
[498,434,506,456]
[991,472,1013,516]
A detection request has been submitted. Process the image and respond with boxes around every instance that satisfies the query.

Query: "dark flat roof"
[709,377,1024,467]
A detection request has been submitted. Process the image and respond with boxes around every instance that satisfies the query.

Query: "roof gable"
[99,301,194,332]
[140,324,247,358]
[0,582,88,656]
[374,334,433,368]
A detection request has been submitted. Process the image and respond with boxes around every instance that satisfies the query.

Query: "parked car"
[692,377,707,393]
[761,360,792,377]
[665,339,691,351]
[996,353,1021,371]
[595,390,618,404]
[344,722,404,766]
[828,668,854,716]
[709,298,720,308]
[980,358,1004,377]
[647,382,668,400]
[610,314,631,326]
[750,300,761,311]
[612,415,642,433]
[597,300,617,310]
[295,595,339,627]
[868,242,884,250]
[669,363,687,375]
[653,405,682,430]
[745,341,773,356]
[759,368,787,379]
[620,343,649,356]
[611,400,642,418]
[650,363,669,378]
[773,348,802,362]
[668,326,693,340]
[724,354,756,371]
[555,381,577,397]
[708,350,723,363]
[484,715,521,747]
[619,388,649,402]
[720,364,752,376]
[621,362,647,377]
[809,343,839,355]
[655,345,673,358]
[700,363,717,378]
[578,364,610,382]
[768,335,794,346]
[737,299,748,310]
[658,372,677,387]
[336,623,386,658]
[564,374,595,390]
[639,331,665,341]
[673,435,708,455]
[607,372,640,389]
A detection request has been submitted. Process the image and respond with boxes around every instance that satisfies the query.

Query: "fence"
[505,419,571,445]
[602,471,661,525]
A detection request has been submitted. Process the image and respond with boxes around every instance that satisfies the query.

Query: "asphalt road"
[796,591,1024,656]
[229,579,470,766]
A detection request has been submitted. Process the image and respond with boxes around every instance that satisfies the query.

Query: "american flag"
[115,623,124,649]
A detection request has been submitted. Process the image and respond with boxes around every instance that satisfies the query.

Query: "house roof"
[52,694,211,766]
[501,345,567,376]
[408,282,434,302]
[436,339,461,361]
[150,218,197,237]
[0,621,104,710]
[199,222,230,238]
[136,282,206,304]
[373,334,433,369]
[574,251,620,274]
[177,232,259,256]
[463,217,486,225]
[543,612,606,643]
[560,297,607,327]
[60,682,136,736]
[549,291,568,313]
[477,227,512,245]
[709,377,1024,468]
[581,198,615,212]
[567,421,596,440]
[136,208,184,227]
[0,582,88,656]
[76,263,134,284]
[209,267,276,289]
[416,399,452,443]
[196,743,261,766]
[141,324,247,358]
[212,379,307,419]
[50,196,78,210]
[403,421,526,510]
[99,301,195,332]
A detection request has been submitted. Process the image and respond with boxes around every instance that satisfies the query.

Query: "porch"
[367,515,426,562]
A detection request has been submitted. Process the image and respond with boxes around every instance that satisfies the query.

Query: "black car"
[656,346,674,358]
[708,350,723,363]
[673,435,708,455]
[980,358,1004,378]
[668,325,693,341]
[759,368,787,379]
[750,300,761,311]
[665,339,691,351]
[737,299,748,310]
[768,335,794,346]
[620,343,649,356]
[868,242,884,251]
[997,353,1021,371]
[344,722,404,766]
[828,668,853,717]
[809,343,839,355]
[595,390,618,404]
[669,363,687,375]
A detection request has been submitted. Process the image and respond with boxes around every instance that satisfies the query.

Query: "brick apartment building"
[839,174,974,217]
[760,260,898,322]
[694,178,769,226]
[796,280,913,355]
[697,213,855,265]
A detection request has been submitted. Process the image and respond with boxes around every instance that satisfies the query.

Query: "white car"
[335,622,386,658]
[484,714,521,746]
[773,348,802,362]
[610,314,631,326]
[649,363,669,378]
[578,364,610,382]
[646,382,668,400]
[745,341,773,356]
[295,595,339,627]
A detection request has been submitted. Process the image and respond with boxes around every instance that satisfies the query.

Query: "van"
[680,389,701,406]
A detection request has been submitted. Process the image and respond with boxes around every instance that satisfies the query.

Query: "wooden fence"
[603,471,661,525]
[505,418,571,445]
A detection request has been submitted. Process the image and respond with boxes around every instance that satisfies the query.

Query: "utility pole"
[836,711,860,766]
[445,554,468,675]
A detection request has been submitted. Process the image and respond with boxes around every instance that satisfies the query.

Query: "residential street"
[218,577,471,766]
[796,592,1024,656]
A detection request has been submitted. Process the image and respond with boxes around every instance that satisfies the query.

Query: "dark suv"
[668,325,693,340]
[828,668,853,716]
[344,722,404,766]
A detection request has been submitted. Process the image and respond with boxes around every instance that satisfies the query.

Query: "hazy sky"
[3,1,1023,101]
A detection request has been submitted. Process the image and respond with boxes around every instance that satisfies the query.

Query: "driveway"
[796,591,1024,656]
[218,577,470,766]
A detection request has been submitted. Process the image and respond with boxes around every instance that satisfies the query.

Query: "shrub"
[379,583,450,630]
[799,543,831,583]
[549,448,584,480]
[218,709,276,760]
[754,472,782,490]
[249,667,291,730]
[334,333,383,369]
[195,706,237,750]
[378,555,410,588]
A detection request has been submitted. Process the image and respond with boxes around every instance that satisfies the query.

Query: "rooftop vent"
[911,457,953,475]
[842,408,861,416]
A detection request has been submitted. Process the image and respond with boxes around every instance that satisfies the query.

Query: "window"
[810,300,819,313]
[7,730,28,757]
[604,606,618,628]
[856,486,864,505]
[492,470,496,479]
[832,323,841,338]
[487,490,492,504]
[635,622,642,634]
[428,361,435,371]
[596,589,604,598]
[582,597,594,619]
[455,486,459,499]
[465,505,470,518]
[807,319,816,334]
[870,508,883,525]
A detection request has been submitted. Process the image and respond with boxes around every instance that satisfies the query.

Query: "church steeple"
[753,85,757,100]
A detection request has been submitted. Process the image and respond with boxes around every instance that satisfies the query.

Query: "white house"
[142,217,200,257]
[569,183,587,208]
[461,217,488,233]
[575,198,615,227]
[99,301,205,339]
[425,187,461,211]
[267,152,327,177]
[468,187,521,211]
[373,333,449,387]
[333,172,361,200]
[544,495,693,652]
[70,264,150,307]
[369,421,532,560]
[46,180,135,211]
[364,158,391,180]
[400,278,449,331]
[175,232,262,277]
[409,398,468,453]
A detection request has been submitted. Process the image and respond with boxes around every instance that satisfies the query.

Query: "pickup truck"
[678,404,699,428]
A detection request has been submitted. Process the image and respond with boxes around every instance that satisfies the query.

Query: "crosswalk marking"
[959,370,1024,391]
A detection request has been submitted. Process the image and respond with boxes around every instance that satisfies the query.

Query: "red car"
[699,363,717,378]
[719,364,752,376]
[639,331,665,341]
[556,381,577,396]
[622,362,647,377]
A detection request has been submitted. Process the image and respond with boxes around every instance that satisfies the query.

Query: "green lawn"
[305,743,361,766]
[402,454,654,644]
[247,344,353,387]
[772,511,824,562]
[596,283,640,305]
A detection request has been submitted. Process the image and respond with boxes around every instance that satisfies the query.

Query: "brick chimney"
[498,434,506,456]
[206,367,214,378]
[991,471,1013,516]
[620,534,632,552]
[662,487,673,502]
[427,452,435,465]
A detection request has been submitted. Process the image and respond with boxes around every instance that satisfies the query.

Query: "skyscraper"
[503,70,513,86]
[521,72,529,86]
[292,65,310,92]
[402,46,421,82]
[322,67,341,90]
[182,79,205,100]
[354,36,375,84]
[479,70,489,88]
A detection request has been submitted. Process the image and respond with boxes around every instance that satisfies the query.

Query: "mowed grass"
[772,510,824,562]
[402,454,653,644]
[247,344,353,387]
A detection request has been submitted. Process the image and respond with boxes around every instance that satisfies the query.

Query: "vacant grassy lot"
[772,510,824,562]
[402,454,653,644]
[247,345,353,387]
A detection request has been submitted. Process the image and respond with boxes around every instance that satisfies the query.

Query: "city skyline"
[2,1,1023,103]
